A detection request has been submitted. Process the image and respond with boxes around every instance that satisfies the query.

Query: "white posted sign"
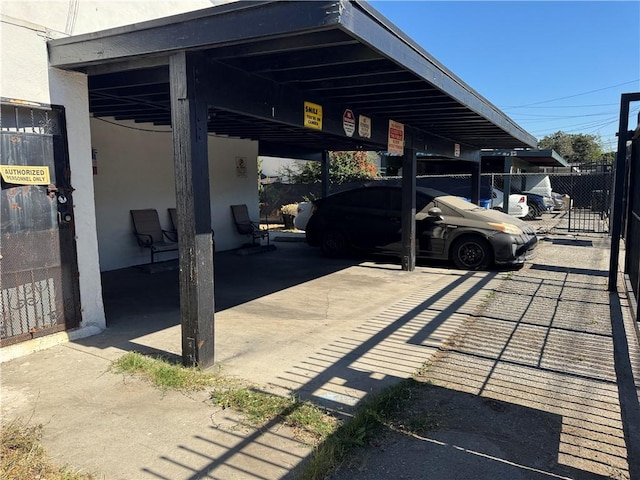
[387,120,404,155]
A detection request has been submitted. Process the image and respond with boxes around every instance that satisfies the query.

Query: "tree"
[601,151,616,164]
[282,151,379,184]
[538,131,608,165]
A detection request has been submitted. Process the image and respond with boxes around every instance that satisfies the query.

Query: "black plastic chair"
[168,207,215,252]
[230,204,269,245]
[130,209,178,263]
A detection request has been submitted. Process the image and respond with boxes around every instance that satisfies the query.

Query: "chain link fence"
[262,167,613,237]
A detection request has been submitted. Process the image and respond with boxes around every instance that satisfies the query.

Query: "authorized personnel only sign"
[0,165,50,185]
[387,120,405,155]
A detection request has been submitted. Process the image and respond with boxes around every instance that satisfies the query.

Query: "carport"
[47,0,536,367]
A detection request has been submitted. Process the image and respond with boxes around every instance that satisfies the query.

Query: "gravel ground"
[331,235,640,480]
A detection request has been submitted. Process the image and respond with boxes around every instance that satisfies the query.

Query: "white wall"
[90,119,259,271]
[0,16,107,358]
[0,0,221,35]
[0,0,243,360]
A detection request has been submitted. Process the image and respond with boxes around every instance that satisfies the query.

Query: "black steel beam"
[263,61,402,85]
[467,163,479,205]
[197,58,477,160]
[88,66,169,90]
[305,75,424,93]
[49,1,344,68]
[90,83,170,98]
[229,44,384,74]
[197,29,357,60]
[258,141,323,161]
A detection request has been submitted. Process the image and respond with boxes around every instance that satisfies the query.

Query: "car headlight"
[488,222,523,235]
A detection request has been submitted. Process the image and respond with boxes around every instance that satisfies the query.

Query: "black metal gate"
[624,114,640,312]
[565,162,613,233]
[0,102,81,346]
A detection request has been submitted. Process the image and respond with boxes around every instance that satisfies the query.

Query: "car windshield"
[438,195,486,211]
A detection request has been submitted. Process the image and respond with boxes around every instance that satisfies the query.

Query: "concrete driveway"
[2,230,638,480]
[98,233,500,407]
[1,233,506,479]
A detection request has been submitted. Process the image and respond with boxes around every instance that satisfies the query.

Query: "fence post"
[609,93,640,291]
[502,157,512,214]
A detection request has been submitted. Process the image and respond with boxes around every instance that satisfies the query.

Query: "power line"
[524,106,640,134]
[509,103,619,109]
[511,111,619,121]
[501,79,640,109]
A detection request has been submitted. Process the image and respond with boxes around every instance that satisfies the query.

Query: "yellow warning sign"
[304,101,323,130]
[0,165,51,185]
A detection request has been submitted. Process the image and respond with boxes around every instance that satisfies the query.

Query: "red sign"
[387,120,404,155]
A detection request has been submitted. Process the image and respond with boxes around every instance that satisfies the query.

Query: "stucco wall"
[90,118,259,272]
[0,0,219,35]
[0,0,245,360]
[0,16,107,357]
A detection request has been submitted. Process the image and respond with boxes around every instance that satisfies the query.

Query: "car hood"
[422,195,531,230]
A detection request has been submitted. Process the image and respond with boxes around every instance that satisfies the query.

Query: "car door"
[347,187,397,250]
[325,187,392,250]
[385,189,444,256]
[416,193,447,256]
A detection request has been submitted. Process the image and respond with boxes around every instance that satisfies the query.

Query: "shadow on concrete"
[92,243,501,478]
[100,241,357,326]
[75,235,637,480]
[130,265,500,479]
[395,261,633,480]
[610,291,640,480]
[530,263,609,277]
[327,383,613,480]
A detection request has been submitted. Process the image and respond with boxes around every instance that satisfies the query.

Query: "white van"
[524,174,553,199]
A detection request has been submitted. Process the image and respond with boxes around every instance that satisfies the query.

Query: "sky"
[368,1,640,152]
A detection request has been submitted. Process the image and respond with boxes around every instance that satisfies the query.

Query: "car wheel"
[321,230,348,257]
[451,235,493,270]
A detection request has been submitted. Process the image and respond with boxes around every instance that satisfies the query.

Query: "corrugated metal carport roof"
[48,0,537,152]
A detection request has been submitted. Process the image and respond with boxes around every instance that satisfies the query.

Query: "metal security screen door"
[0,102,81,346]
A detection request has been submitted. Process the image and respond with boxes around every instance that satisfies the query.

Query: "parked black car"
[305,185,538,270]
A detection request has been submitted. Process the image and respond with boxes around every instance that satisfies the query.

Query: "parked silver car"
[305,185,538,270]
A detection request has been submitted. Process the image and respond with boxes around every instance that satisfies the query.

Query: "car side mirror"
[427,207,443,220]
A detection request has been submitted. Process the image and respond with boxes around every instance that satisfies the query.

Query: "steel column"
[470,162,481,205]
[321,150,330,198]
[401,132,417,271]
